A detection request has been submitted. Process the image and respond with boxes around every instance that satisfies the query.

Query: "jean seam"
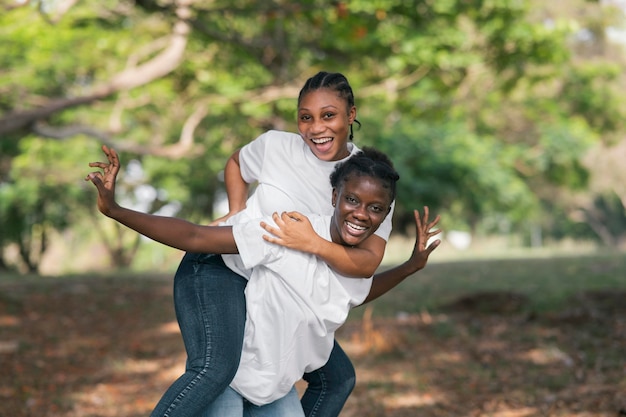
[308,369,327,417]
[163,263,215,417]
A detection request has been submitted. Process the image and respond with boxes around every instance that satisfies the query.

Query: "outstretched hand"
[407,206,441,272]
[84,145,121,217]
[361,207,442,305]
[260,211,321,253]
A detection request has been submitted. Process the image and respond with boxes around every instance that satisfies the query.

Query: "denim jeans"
[150,253,248,417]
[301,340,356,417]
[150,252,355,417]
[201,387,304,417]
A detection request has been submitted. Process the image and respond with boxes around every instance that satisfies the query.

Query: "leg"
[300,340,355,417]
[200,387,244,417]
[150,253,248,417]
[245,387,304,417]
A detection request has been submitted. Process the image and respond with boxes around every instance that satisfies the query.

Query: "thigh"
[173,253,248,373]
[245,387,304,417]
[200,387,244,417]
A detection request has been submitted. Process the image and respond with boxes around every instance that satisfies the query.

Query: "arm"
[361,207,441,304]
[261,211,387,277]
[209,149,250,225]
[86,145,239,254]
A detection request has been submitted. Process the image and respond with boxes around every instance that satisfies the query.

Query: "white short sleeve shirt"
[228,215,372,405]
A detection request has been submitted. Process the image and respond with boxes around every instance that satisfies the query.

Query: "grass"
[1,249,625,416]
[360,251,626,317]
[4,249,625,316]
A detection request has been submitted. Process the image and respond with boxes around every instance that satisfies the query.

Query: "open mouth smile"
[346,221,367,233]
[311,137,333,144]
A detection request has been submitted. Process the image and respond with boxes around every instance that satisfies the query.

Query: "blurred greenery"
[1,0,626,273]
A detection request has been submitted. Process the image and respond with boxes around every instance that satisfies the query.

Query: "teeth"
[312,137,332,144]
[346,221,366,231]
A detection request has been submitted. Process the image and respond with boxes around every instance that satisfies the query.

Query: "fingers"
[417,206,441,232]
[260,221,279,236]
[107,146,120,167]
[262,234,278,244]
[85,171,103,183]
[426,239,441,252]
[87,146,120,175]
[85,172,105,193]
[280,211,301,222]
[88,161,109,169]
[272,212,286,227]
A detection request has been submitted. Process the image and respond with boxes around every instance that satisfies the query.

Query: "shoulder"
[245,130,301,152]
[260,130,301,141]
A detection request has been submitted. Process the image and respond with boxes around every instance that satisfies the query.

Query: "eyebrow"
[298,105,339,112]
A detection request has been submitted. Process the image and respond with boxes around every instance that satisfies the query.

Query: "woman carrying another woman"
[87,145,435,416]
[89,71,441,417]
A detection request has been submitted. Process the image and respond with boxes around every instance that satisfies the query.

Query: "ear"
[348,105,357,124]
[331,188,338,207]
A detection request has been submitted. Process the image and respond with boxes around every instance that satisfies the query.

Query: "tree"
[1,0,624,270]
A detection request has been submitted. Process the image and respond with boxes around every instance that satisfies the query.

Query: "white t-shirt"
[229,215,372,405]
[222,130,394,277]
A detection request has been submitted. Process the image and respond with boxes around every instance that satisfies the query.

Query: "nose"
[352,204,368,220]
[310,118,326,135]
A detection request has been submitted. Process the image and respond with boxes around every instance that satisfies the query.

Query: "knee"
[337,369,356,397]
[186,351,240,384]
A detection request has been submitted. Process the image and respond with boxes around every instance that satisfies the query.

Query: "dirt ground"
[1,275,624,417]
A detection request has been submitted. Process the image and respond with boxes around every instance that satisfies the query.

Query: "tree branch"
[0,1,191,136]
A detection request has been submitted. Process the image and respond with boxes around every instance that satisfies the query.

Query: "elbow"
[364,254,384,276]
[364,266,378,277]
[352,263,378,278]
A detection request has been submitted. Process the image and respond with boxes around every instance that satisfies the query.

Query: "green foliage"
[1,0,625,270]
[372,119,537,231]
[560,63,626,133]
[0,136,99,271]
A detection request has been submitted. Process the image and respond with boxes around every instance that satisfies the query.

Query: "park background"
[1,0,625,416]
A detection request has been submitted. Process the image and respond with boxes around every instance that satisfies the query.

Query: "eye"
[345,196,358,204]
[299,114,311,121]
[369,205,384,213]
[323,112,335,119]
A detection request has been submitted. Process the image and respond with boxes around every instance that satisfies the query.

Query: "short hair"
[330,147,399,202]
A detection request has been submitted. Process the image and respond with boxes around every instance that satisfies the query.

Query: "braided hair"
[298,71,361,140]
[330,147,399,202]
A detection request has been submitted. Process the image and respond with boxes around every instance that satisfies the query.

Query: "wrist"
[105,203,124,220]
[305,234,325,256]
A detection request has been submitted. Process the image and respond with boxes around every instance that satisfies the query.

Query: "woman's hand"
[362,207,442,304]
[84,145,121,217]
[407,206,442,272]
[210,210,243,226]
[260,211,323,253]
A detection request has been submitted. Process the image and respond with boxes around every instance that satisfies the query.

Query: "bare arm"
[210,149,249,225]
[361,208,441,304]
[86,145,238,254]
[261,211,387,277]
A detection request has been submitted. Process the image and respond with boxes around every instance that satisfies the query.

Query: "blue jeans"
[301,339,356,417]
[201,387,304,417]
[150,253,247,417]
[150,252,355,417]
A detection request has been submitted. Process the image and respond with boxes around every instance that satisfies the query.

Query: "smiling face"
[297,88,357,162]
[329,174,393,248]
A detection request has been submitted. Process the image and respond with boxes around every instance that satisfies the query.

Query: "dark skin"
[215,89,386,278]
[86,145,442,304]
